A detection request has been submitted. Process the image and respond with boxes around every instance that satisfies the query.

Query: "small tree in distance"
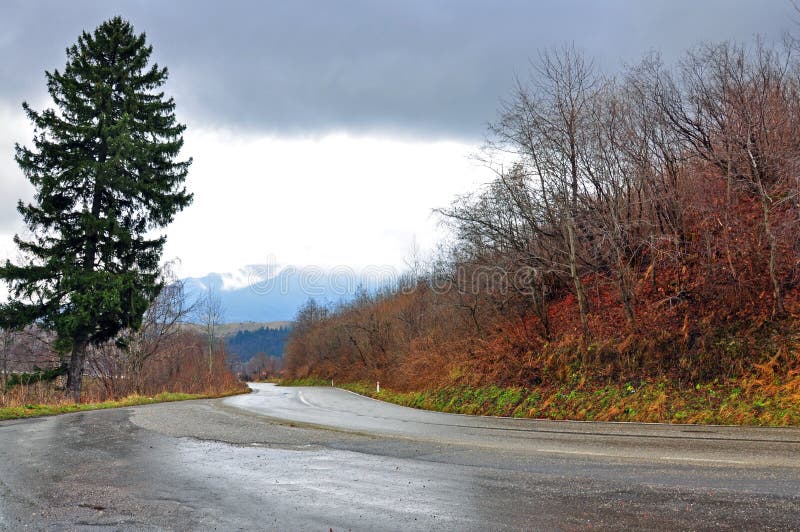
[0,17,192,402]
[198,284,225,371]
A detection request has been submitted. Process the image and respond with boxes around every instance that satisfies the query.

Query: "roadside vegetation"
[283,36,800,426]
[338,373,800,426]
[281,377,332,387]
[280,362,800,426]
[0,327,247,418]
[0,390,247,422]
[1,262,248,416]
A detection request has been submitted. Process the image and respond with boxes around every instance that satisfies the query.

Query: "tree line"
[227,326,291,361]
[285,38,800,389]
[1,265,240,404]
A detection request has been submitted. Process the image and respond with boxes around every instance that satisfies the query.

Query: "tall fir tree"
[0,17,192,401]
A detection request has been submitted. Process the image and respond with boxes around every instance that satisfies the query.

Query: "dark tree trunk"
[616,255,636,328]
[567,221,590,336]
[66,341,87,403]
[530,279,551,341]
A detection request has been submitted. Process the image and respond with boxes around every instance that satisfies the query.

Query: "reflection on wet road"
[0,384,798,530]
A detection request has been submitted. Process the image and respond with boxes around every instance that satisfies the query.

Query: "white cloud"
[0,105,491,291]
[0,101,31,303]
[0,101,34,234]
[163,129,488,278]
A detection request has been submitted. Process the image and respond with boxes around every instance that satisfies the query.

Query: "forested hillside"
[284,40,800,421]
[226,326,291,361]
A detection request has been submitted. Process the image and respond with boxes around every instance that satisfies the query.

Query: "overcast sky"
[0,0,795,284]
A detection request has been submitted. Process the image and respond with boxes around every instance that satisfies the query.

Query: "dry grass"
[1,373,249,421]
[0,388,248,421]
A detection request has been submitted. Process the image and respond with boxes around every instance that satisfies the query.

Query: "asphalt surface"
[0,383,798,530]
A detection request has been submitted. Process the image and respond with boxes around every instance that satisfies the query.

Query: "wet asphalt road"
[0,383,798,530]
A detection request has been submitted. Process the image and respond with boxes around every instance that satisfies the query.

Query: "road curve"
[227,383,800,468]
[0,383,798,530]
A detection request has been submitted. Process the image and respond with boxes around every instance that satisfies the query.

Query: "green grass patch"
[279,377,334,387]
[332,378,800,426]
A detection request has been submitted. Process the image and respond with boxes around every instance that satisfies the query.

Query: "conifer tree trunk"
[66,341,87,403]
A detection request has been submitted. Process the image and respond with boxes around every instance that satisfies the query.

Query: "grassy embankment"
[281,375,800,427]
[0,389,247,421]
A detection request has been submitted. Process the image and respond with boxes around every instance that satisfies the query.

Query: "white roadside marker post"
[377,381,380,393]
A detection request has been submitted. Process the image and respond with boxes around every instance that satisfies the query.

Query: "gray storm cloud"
[0,0,794,139]
[0,0,794,236]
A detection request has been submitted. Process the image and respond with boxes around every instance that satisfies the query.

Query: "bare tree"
[127,262,194,391]
[619,54,692,296]
[81,262,194,395]
[488,45,601,336]
[85,342,126,398]
[579,81,647,328]
[198,283,225,371]
[438,165,556,339]
[653,41,800,316]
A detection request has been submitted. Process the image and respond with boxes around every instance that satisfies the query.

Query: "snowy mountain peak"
[182,264,398,322]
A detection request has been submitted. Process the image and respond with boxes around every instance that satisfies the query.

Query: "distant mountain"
[183,264,396,323]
